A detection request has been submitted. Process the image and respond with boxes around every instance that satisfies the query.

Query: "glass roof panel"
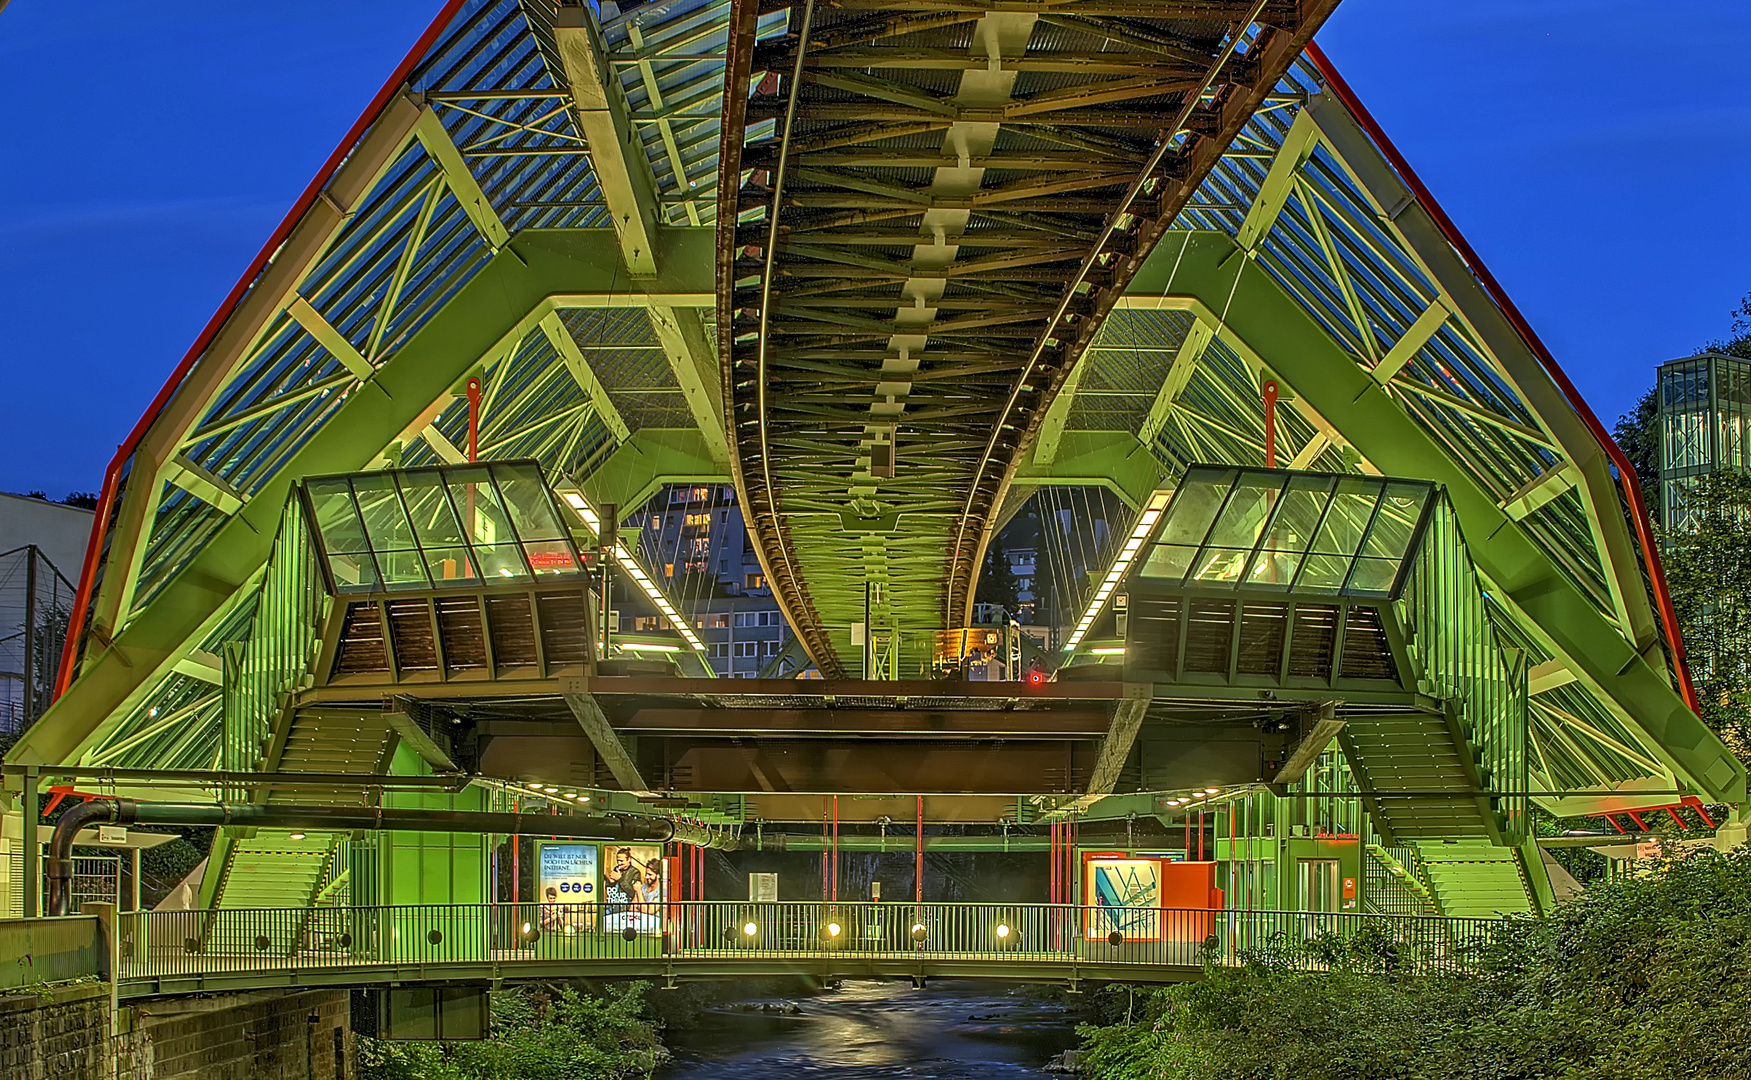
[300,460,585,593]
[1138,465,1434,599]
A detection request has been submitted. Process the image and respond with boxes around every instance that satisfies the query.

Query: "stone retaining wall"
[0,984,352,1080]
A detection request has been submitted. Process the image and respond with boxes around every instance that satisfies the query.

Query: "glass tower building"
[1658,351,1751,529]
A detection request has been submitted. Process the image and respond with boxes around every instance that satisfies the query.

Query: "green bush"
[1079,848,1751,1080]
[359,983,667,1080]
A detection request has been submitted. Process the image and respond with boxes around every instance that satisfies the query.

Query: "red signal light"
[1027,669,1046,687]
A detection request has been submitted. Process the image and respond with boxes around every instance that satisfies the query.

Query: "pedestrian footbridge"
[103,901,1499,1000]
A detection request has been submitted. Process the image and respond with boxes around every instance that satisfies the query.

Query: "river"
[659,979,1081,1079]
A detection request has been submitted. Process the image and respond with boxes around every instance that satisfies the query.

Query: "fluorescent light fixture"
[621,641,684,653]
[1089,646,1126,656]
[498,567,514,578]
[552,482,710,655]
[1063,488,1173,652]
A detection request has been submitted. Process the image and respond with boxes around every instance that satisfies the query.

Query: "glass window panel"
[523,540,580,577]
[1345,557,1399,595]
[350,475,418,553]
[447,468,530,581]
[326,553,378,592]
[1245,550,1302,588]
[1190,548,1252,585]
[1359,482,1429,561]
[1139,544,1198,583]
[1156,470,1236,546]
[495,463,569,542]
[397,472,478,585]
[307,479,370,555]
[1203,478,1279,550]
[375,547,430,589]
[1258,479,1334,555]
[1309,479,1383,556]
[1294,553,1351,593]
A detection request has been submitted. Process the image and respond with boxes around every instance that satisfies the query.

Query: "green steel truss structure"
[6,0,1742,921]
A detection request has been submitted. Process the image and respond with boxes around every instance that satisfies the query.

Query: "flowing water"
[659,980,1080,1079]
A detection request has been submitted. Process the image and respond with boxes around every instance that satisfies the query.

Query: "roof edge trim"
[57,0,470,698]
[1304,40,1699,716]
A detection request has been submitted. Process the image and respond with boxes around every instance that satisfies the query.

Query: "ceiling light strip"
[558,486,708,653]
[1062,488,1174,653]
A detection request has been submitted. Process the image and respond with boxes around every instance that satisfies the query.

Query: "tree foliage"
[1703,290,1751,361]
[359,983,667,1080]
[1077,847,1751,1080]
[1611,386,1659,517]
[1659,471,1751,757]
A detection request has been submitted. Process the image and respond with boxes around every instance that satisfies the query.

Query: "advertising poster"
[1083,855,1164,941]
[537,843,597,933]
[601,843,666,934]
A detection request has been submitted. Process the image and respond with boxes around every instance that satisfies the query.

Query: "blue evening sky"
[0,0,1746,498]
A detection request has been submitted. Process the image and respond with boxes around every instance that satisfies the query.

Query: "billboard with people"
[601,843,666,935]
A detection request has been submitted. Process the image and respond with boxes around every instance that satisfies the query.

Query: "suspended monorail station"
[3,0,1744,1013]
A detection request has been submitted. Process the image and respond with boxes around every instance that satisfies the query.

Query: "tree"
[1660,471,1751,759]
[360,983,666,1080]
[976,533,1022,618]
[1703,289,1751,360]
[1612,386,1660,519]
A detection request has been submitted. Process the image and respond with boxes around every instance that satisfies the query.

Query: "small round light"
[579,796,591,802]
[522,922,532,935]
[562,792,579,800]
[288,832,306,841]
[911,924,927,943]
[1205,787,1221,795]
[827,922,842,938]
[743,922,759,937]
[1108,930,1124,947]
[995,924,1011,939]
[542,786,558,793]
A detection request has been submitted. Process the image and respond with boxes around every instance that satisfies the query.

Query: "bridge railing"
[115,902,1505,983]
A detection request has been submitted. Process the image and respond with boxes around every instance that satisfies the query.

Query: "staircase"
[206,710,399,919]
[1364,845,1437,916]
[202,498,401,936]
[1409,840,1532,917]
[1339,711,1495,843]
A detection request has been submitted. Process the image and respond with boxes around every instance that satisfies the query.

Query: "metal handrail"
[116,901,1504,983]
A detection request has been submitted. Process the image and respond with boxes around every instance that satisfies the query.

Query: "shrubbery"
[1078,847,1751,1080]
[360,983,667,1080]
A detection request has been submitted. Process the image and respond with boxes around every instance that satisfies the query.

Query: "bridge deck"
[113,901,1500,999]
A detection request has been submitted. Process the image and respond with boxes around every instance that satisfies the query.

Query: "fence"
[0,916,107,990]
[115,902,1503,985]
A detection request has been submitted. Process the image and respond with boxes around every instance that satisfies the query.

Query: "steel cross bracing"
[716,0,1340,675]
[1032,53,1743,814]
[20,0,1738,836]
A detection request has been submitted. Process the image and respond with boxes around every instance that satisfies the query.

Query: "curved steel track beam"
[718,0,1341,675]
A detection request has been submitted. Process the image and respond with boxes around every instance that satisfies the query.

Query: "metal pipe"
[46,799,730,916]
[735,833,1052,853]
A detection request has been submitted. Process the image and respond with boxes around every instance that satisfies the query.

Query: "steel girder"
[10,233,705,770]
[715,0,1341,675]
[1126,231,1744,807]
